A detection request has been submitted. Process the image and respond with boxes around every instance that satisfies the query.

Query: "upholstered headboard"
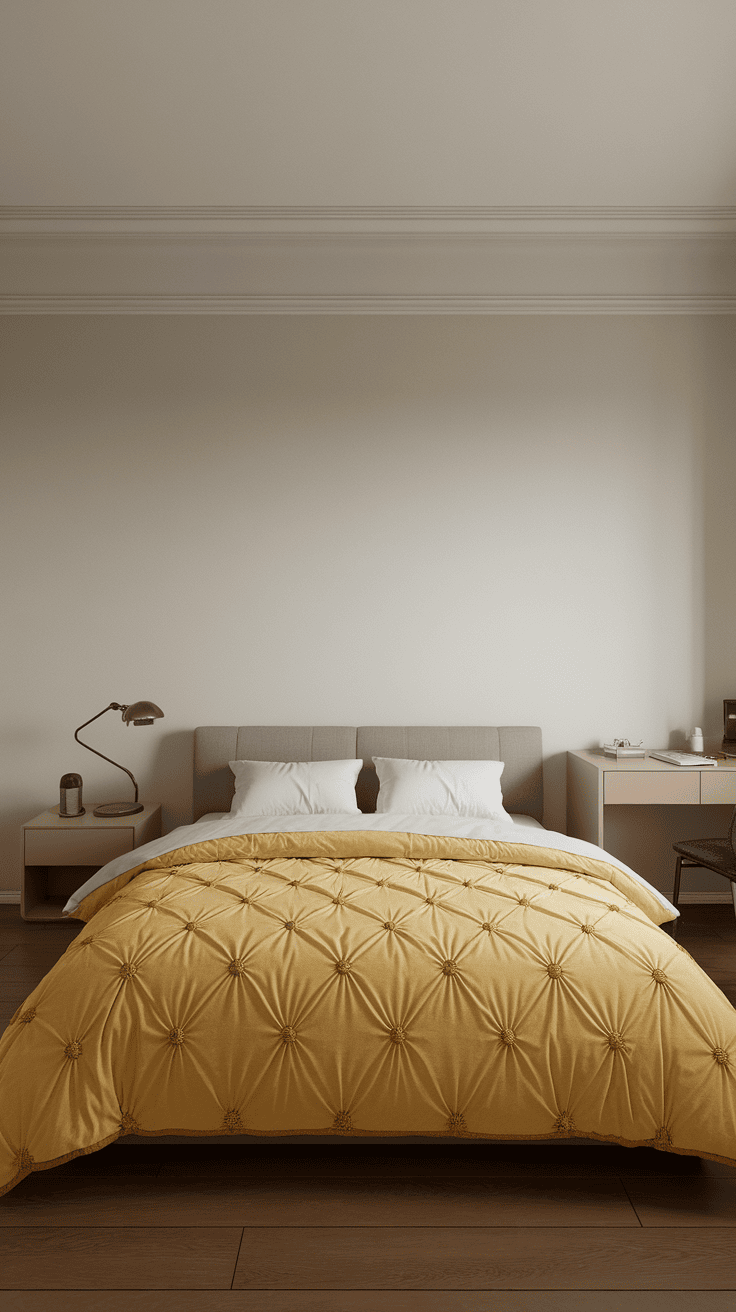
[193,726,544,823]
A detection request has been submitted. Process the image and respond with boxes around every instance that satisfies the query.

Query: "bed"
[1,724,735,1199]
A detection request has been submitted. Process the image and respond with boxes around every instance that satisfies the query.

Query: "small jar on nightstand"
[21,803,162,921]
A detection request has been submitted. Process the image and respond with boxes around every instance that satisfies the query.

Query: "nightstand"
[21,804,162,921]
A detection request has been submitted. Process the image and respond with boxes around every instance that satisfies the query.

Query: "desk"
[567,751,736,851]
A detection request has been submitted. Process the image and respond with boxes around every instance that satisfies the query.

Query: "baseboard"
[677,891,733,904]
[0,890,20,904]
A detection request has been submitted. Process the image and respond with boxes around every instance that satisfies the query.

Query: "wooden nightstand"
[21,804,162,921]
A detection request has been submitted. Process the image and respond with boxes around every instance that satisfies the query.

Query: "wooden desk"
[567,751,736,850]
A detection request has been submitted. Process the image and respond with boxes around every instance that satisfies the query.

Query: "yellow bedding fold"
[72,831,674,925]
[1,831,734,1197]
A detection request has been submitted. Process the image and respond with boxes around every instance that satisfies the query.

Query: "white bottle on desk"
[688,727,704,753]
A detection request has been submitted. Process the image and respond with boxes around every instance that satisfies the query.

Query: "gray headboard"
[193,726,543,823]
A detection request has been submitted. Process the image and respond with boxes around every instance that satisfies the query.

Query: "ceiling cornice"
[2,209,736,312]
[3,205,736,234]
[4,293,736,314]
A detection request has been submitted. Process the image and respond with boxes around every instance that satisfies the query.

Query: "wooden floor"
[1,902,735,1309]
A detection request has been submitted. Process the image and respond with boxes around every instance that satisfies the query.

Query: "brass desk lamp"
[74,701,164,817]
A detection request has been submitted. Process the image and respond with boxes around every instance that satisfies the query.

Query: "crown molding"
[3,205,736,234]
[4,294,736,314]
[2,227,735,313]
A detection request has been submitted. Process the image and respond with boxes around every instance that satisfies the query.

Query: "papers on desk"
[648,750,717,767]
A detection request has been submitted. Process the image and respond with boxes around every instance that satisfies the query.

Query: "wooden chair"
[672,807,736,934]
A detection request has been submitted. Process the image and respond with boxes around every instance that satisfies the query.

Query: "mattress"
[1,813,734,1198]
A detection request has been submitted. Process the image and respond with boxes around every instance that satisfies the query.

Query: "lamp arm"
[74,704,139,803]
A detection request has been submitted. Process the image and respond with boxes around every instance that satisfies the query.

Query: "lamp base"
[93,802,144,817]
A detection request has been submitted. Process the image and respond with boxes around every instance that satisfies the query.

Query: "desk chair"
[672,807,736,934]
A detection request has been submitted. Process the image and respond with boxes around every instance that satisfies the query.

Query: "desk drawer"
[604,771,700,805]
[25,828,134,866]
[701,771,736,805]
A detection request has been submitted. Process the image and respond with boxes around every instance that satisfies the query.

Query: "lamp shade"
[122,702,164,726]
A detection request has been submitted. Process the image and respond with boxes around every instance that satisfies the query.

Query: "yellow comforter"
[2,830,735,1196]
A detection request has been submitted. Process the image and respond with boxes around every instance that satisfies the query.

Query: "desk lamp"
[74,701,164,817]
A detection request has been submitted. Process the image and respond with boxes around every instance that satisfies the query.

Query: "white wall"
[3,5,736,904]
[2,313,734,896]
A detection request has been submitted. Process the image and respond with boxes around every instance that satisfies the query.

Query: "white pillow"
[229,759,361,816]
[373,757,509,819]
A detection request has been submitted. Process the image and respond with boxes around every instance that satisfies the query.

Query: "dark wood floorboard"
[1,902,735,1295]
[0,1172,640,1227]
[626,1176,736,1225]
[4,1294,736,1312]
[231,1225,736,1290]
[0,1226,243,1290]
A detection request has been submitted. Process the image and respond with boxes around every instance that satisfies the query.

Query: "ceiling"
[3,2,736,311]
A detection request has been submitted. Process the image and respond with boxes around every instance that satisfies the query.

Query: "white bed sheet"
[62,810,677,919]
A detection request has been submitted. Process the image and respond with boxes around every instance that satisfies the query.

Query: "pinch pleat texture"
[1,831,735,1197]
